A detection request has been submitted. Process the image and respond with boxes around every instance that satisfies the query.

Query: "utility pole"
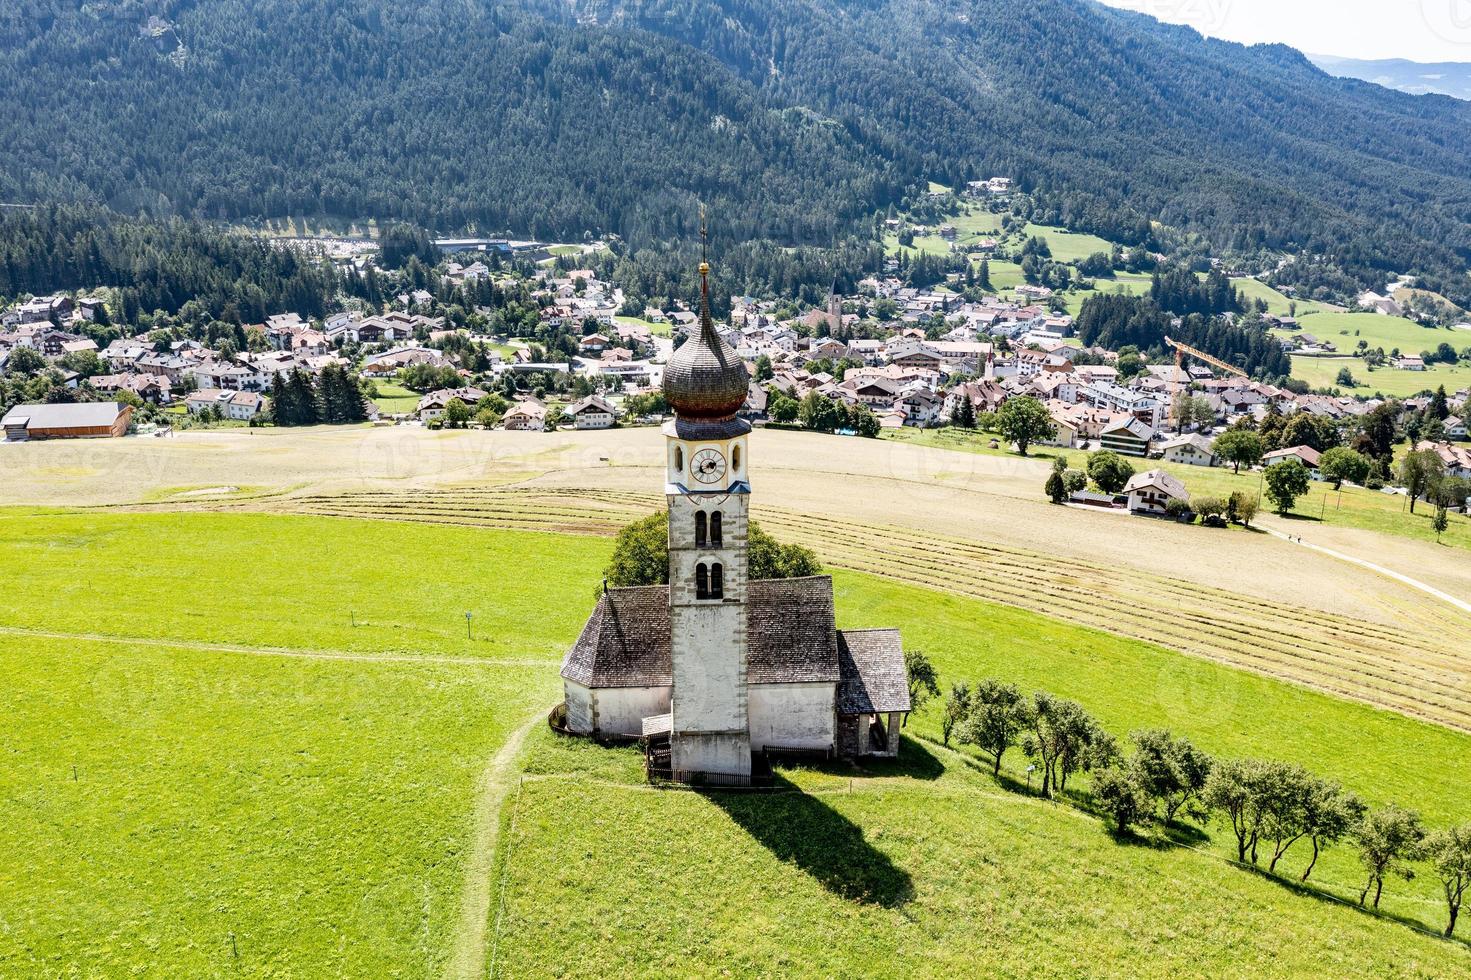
[465,610,473,641]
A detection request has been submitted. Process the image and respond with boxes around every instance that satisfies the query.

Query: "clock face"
[690,448,727,484]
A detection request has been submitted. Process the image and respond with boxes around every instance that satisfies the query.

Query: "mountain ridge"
[1,0,1469,302]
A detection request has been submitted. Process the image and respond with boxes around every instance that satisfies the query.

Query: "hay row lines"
[303,486,1471,649]
[760,514,1470,672]
[257,488,1471,731]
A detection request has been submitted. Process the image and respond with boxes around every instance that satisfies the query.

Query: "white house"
[503,401,546,431]
[1159,433,1219,467]
[1264,444,1322,477]
[186,389,267,421]
[1124,469,1189,516]
[564,395,618,430]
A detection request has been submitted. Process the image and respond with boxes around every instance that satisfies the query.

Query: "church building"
[560,247,910,785]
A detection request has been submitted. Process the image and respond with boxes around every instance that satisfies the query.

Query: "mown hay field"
[274,486,1471,734]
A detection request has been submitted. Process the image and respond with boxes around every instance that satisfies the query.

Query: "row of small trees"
[934,678,1471,936]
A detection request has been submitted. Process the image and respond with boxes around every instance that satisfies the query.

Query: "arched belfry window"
[674,446,684,473]
[710,563,724,600]
[694,511,708,547]
[733,444,741,474]
[696,563,709,600]
[710,511,723,547]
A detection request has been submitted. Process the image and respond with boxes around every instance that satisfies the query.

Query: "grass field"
[613,314,672,337]
[0,511,606,976]
[1231,277,1334,316]
[1291,354,1468,398]
[369,379,422,415]
[1292,311,1466,355]
[6,509,1471,974]
[1022,222,1116,264]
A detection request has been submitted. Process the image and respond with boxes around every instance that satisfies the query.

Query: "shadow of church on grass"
[705,773,914,908]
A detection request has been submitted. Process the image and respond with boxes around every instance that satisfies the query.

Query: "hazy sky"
[1096,0,1471,62]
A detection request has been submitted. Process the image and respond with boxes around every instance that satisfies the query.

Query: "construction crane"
[1163,335,1247,432]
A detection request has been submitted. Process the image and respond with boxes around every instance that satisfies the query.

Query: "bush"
[1192,495,1226,518]
[1164,497,1193,520]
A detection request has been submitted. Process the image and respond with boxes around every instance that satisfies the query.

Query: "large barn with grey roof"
[559,247,909,783]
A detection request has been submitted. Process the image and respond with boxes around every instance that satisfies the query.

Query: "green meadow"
[369,379,423,415]
[3,509,1470,974]
[1291,353,1468,399]
[1231,277,1334,316]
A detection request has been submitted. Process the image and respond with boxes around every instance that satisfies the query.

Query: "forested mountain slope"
[3,0,1470,298]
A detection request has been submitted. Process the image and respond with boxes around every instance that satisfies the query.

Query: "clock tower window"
[710,511,722,547]
[694,511,707,547]
[710,563,724,599]
[696,563,709,600]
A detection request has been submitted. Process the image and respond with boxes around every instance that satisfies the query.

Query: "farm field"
[1285,310,1467,358]
[879,426,1471,552]
[1291,353,1468,398]
[5,509,1471,973]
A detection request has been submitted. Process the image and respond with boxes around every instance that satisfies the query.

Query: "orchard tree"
[1093,765,1153,835]
[1212,429,1264,474]
[1398,449,1445,515]
[1129,729,1213,824]
[1356,805,1426,909]
[905,649,941,714]
[1318,446,1369,490]
[1263,459,1311,515]
[939,682,972,747]
[994,396,1055,456]
[1022,692,1112,797]
[1428,824,1471,937]
[1297,779,1366,882]
[961,678,1034,776]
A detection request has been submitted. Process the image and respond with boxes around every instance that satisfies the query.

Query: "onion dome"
[662,258,750,420]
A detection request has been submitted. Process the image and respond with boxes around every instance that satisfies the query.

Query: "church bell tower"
[660,213,753,784]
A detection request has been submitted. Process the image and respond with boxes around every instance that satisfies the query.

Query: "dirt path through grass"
[0,625,560,669]
[445,707,547,980]
[1262,528,1471,616]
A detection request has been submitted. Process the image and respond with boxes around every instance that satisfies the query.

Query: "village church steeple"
[659,211,755,783]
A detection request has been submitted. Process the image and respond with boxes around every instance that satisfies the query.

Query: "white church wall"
[592,685,671,737]
[749,682,835,752]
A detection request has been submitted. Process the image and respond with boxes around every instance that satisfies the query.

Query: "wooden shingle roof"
[561,576,843,688]
[836,629,911,714]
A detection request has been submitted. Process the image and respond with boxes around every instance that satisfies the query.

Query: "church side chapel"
[560,236,911,786]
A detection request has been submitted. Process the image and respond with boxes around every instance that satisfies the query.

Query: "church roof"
[561,576,845,689]
[836,629,911,714]
[662,256,750,420]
